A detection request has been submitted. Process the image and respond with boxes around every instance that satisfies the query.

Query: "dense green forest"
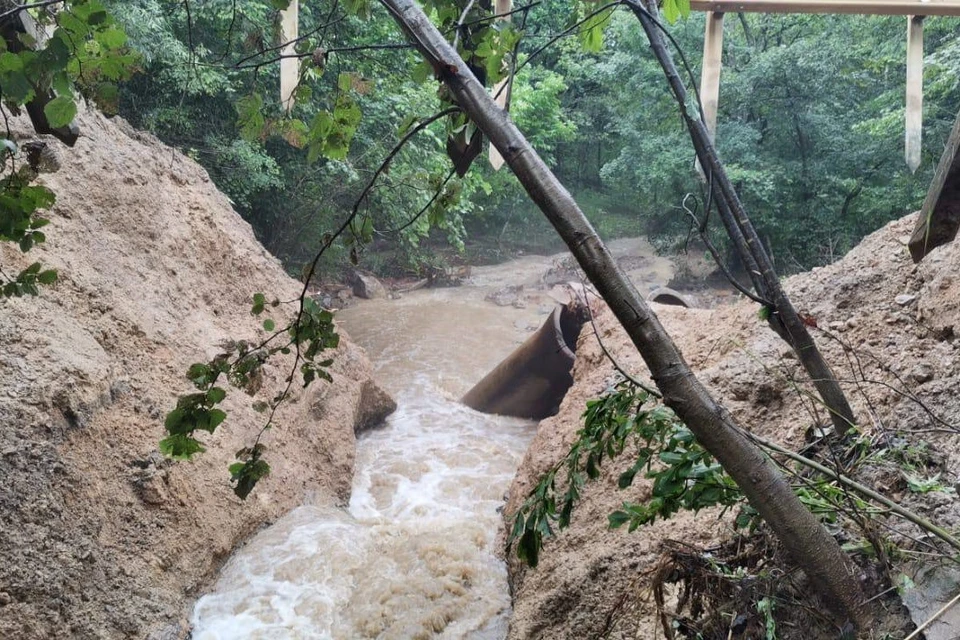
[107,1,960,277]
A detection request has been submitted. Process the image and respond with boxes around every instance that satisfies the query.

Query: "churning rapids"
[189,242,676,639]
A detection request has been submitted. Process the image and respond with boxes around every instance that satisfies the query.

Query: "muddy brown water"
[190,242,675,639]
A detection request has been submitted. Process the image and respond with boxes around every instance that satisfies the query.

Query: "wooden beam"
[690,0,960,16]
[696,11,724,179]
[905,15,923,173]
[489,0,512,171]
[908,107,960,262]
[280,0,299,113]
[700,11,724,143]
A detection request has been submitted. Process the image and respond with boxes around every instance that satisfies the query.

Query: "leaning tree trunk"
[379,0,866,628]
[628,0,857,436]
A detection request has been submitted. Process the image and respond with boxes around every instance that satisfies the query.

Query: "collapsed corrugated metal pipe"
[461,302,588,420]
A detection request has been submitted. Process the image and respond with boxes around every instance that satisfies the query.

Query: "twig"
[451,0,476,51]
[376,166,457,234]
[232,17,347,67]
[678,193,767,305]
[0,0,63,22]
[820,328,960,433]
[233,42,412,70]
[454,2,539,30]
[512,1,622,77]
[903,589,960,640]
[742,429,960,553]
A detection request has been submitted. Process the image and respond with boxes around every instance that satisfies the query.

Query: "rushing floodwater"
[190,287,554,638]
[189,242,677,639]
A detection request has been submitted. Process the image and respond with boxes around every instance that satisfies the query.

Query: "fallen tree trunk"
[379,0,866,627]
[628,0,857,436]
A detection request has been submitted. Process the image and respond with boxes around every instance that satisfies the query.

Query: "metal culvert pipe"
[461,304,584,420]
[647,286,693,308]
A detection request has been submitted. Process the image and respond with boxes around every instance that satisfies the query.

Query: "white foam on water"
[192,355,535,639]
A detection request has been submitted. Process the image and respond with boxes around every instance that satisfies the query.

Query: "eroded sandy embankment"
[504,214,960,639]
[0,111,393,639]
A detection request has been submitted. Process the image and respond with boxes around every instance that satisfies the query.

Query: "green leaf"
[159,434,206,460]
[236,93,266,142]
[517,530,540,568]
[251,292,266,315]
[342,0,371,19]
[359,216,373,242]
[164,408,185,432]
[410,60,433,85]
[44,96,77,129]
[37,269,57,285]
[187,363,213,387]
[608,510,631,529]
[511,512,525,539]
[617,467,637,489]
[0,51,20,74]
[578,8,612,53]
[230,458,271,499]
[206,387,227,404]
[263,318,276,332]
[659,451,685,465]
[398,113,418,136]
[662,0,680,24]
[207,408,227,431]
[96,25,127,49]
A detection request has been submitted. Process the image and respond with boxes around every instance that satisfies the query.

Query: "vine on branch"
[161,293,339,499]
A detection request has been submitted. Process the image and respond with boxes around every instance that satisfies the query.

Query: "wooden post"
[700,11,725,142]
[908,107,960,262]
[280,0,299,113]
[905,15,924,173]
[696,11,724,178]
[489,0,512,170]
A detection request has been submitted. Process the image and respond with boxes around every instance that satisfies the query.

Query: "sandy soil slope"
[504,214,960,639]
[0,111,394,639]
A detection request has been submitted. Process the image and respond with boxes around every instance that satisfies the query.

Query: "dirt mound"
[503,214,960,638]
[0,111,394,639]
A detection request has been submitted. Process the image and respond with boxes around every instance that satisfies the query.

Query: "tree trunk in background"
[380,0,866,627]
[628,0,857,436]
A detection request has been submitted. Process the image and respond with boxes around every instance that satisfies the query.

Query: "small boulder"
[350,271,387,299]
[355,380,397,434]
[486,285,525,307]
[910,363,935,384]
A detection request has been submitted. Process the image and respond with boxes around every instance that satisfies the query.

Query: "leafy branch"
[0,161,58,297]
[161,106,459,498]
[509,377,960,572]
[0,0,137,297]
[508,381,742,567]
[161,293,339,499]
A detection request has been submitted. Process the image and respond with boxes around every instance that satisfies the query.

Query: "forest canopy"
[104,0,960,276]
